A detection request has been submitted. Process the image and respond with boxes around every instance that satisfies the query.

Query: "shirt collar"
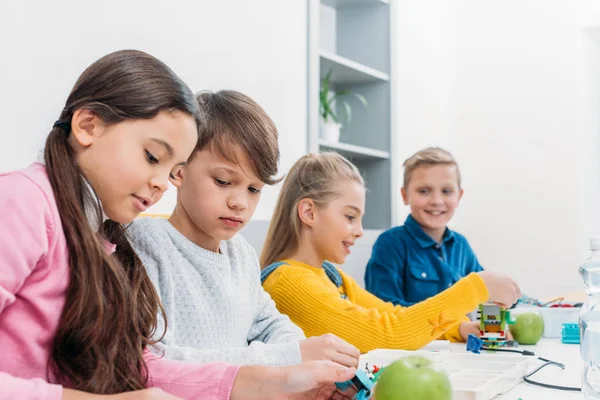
[404,214,455,249]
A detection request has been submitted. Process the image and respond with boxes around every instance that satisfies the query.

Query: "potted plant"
[319,70,368,143]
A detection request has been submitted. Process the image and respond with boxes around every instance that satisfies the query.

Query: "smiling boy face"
[401,164,463,241]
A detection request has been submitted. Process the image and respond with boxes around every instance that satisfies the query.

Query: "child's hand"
[299,334,360,367]
[477,271,522,308]
[275,361,356,400]
[458,321,481,341]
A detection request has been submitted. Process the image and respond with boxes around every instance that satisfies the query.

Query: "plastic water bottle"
[580,237,600,398]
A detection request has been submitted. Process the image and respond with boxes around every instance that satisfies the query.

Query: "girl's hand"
[231,361,356,400]
[458,320,481,341]
[477,271,522,308]
[277,361,356,400]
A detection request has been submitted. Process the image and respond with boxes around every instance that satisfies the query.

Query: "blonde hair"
[260,152,364,268]
[403,147,460,189]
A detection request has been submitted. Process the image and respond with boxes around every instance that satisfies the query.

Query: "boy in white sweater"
[127,90,359,367]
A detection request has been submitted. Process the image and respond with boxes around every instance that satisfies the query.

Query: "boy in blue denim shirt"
[365,147,483,306]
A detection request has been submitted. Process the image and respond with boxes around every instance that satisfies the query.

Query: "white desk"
[363,339,584,399]
[454,339,583,399]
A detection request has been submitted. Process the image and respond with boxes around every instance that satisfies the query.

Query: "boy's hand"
[299,334,360,367]
[477,271,522,308]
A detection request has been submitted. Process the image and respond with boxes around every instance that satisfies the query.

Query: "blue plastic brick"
[466,334,484,354]
[335,369,374,400]
[561,323,580,344]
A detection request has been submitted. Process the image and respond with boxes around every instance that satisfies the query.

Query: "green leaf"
[342,100,352,124]
[319,69,368,125]
[351,92,369,107]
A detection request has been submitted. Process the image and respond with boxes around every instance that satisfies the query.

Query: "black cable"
[522,360,581,392]
[481,347,535,356]
[480,346,580,391]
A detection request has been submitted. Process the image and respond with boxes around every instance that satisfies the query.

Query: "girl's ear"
[70,109,105,148]
[297,198,316,227]
[170,167,185,188]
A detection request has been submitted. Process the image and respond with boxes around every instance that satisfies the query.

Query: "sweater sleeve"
[265,266,488,353]
[0,174,63,400]
[145,352,240,400]
[441,317,469,342]
[0,173,51,314]
[244,242,305,364]
[151,305,302,366]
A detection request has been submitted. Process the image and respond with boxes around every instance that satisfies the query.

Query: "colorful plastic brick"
[478,303,516,347]
[335,369,374,400]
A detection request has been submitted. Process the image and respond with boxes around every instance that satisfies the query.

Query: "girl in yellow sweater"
[260,152,521,353]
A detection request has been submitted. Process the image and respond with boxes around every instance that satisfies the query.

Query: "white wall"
[392,0,600,299]
[0,0,307,220]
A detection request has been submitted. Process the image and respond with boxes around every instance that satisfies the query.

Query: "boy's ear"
[401,187,409,205]
[170,167,186,188]
[297,198,316,227]
[70,109,105,148]
[458,188,464,203]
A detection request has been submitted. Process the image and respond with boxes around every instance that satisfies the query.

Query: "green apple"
[374,355,452,400]
[509,312,544,345]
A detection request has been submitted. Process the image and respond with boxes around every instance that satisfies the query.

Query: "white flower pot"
[320,121,342,143]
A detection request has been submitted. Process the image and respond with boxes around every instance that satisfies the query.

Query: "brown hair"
[193,90,281,185]
[403,147,460,189]
[44,50,200,393]
[260,152,363,268]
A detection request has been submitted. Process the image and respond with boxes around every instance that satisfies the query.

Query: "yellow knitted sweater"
[262,259,489,353]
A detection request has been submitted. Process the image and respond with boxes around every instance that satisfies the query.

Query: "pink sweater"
[0,164,240,400]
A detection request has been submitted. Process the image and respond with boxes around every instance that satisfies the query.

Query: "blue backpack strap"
[261,261,289,284]
[322,261,343,288]
[261,260,344,289]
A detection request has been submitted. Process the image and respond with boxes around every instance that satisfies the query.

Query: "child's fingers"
[328,352,359,368]
[312,361,357,383]
[329,335,360,359]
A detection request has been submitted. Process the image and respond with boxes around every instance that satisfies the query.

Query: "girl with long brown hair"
[0,50,355,400]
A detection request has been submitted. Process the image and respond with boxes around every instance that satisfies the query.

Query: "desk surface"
[450,338,583,399]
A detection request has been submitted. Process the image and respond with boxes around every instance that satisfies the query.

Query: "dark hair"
[44,49,199,393]
[193,90,281,185]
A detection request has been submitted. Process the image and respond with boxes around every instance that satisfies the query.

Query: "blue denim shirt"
[364,214,483,306]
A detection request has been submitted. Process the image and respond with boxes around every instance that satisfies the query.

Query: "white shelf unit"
[318,140,390,161]
[308,0,393,230]
[320,51,389,85]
